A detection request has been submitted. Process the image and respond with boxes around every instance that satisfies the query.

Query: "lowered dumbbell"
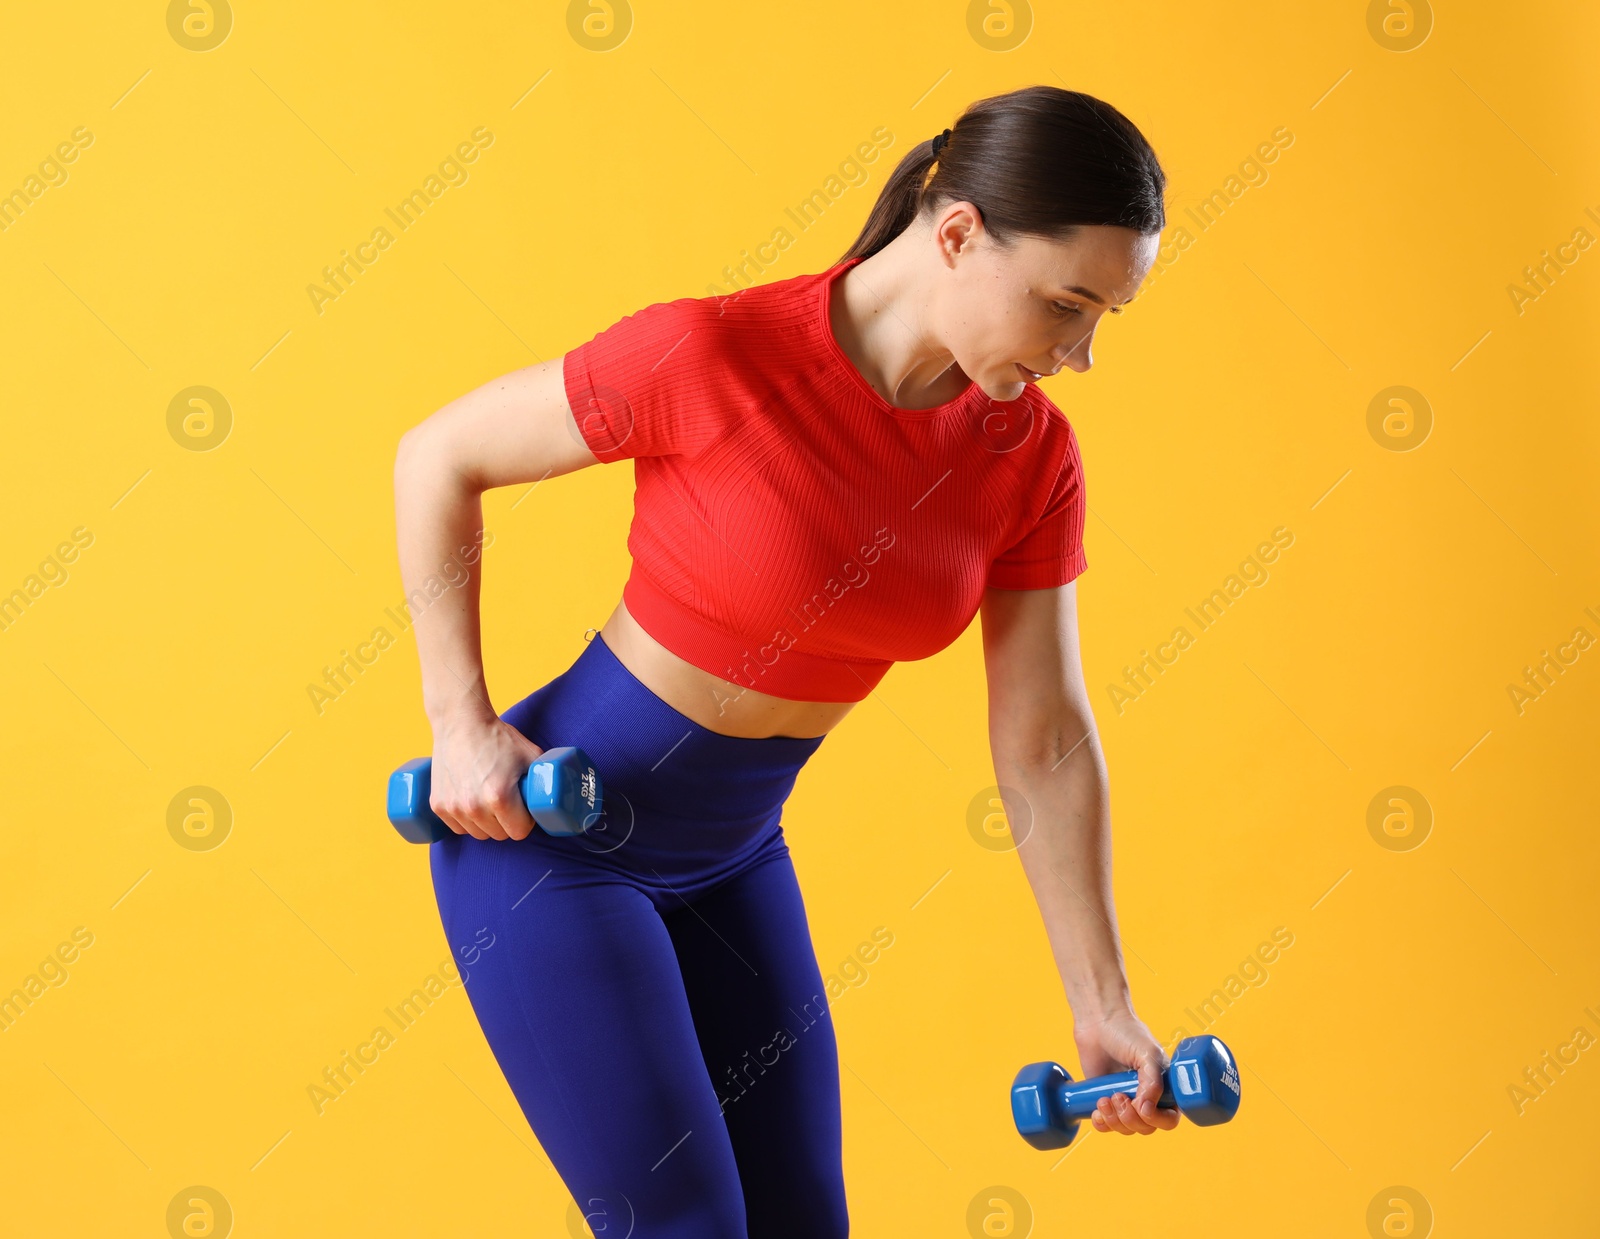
[1010,1034,1241,1149]
[386,747,603,843]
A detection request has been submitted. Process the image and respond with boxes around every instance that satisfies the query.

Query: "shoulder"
[565,293,737,395]
[582,268,828,381]
[581,265,828,343]
[1012,386,1084,474]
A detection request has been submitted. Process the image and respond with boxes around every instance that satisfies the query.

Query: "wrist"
[1064,975,1133,1024]
[427,697,497,734]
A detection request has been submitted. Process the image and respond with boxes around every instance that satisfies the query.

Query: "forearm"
[992,720,1131,1022]
[393,427,494,731]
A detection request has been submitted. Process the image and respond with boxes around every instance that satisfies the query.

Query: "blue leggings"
[429,633,849,1237]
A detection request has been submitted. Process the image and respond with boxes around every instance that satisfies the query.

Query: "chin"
[989,377,1028,402]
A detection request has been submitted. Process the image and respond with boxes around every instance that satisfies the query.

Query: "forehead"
[1012,227,1156,301]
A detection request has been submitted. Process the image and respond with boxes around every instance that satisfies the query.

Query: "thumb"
[1133,1043,1167,1111]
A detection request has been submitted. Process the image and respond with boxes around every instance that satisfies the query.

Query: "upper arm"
[398,356,600,492]
[561,297,728,462]
[398,295,726,490]
[985,416,1087,592]
[980,581,1097,764]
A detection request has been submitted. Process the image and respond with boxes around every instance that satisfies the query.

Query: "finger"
[1131,1091,1167,1126]
[484,788,533,842]
[467,805,508,841]
[1132,1082,1168,1124]
[1112,1092,1157,1135]
[1095,1097,1134,1136]
[1134,1055,1165,1110]
[436,803,486,841]
[457,812,491,841]
[1106,1093,1152,1136]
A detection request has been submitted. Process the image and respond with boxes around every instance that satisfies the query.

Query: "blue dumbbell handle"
[1055,1070,1178,1119]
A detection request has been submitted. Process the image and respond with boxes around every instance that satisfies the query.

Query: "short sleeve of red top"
[563,257,1088,703]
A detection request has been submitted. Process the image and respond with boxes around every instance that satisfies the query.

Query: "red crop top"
[563,255,1088,703]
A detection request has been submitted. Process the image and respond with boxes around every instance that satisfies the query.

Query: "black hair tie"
[931,128,951,157]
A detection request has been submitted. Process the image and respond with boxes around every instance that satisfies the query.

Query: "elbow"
[394,422,459,494]
[393,428,422,497]
[992,705,1102,777]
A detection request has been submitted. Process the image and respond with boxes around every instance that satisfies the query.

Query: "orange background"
[1,2,1595,1235]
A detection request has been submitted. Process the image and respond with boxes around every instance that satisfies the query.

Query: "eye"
[1051,300,1083,316]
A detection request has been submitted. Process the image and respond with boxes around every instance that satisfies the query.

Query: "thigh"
[663,843,849,1239]
[431,834,748,1238]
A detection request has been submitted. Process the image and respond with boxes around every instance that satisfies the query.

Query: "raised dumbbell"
[385,747,603,843]
[1010,1034,1241,1149]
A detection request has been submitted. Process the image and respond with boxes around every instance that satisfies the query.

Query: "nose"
[1056,320,1098,374]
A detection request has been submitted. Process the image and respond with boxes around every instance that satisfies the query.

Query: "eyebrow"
[1057,285,1137,308]
[1061,284,1106,305]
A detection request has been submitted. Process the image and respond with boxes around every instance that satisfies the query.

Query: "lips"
[1016,363,1048,381]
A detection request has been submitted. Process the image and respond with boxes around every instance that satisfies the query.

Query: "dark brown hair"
[839,85,1166,262]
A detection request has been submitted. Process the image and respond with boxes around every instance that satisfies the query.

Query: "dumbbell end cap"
[522,746,604,837]
[1168,1035,1242,1126]
[1011,1061,1079,1149]
[387,758,449,844]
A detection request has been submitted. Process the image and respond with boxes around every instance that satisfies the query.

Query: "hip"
[488,629,827,891]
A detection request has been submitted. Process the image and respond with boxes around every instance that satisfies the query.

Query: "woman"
[395,84,1174,1237]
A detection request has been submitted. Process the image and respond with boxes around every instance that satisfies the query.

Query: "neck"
[833,231,968,410]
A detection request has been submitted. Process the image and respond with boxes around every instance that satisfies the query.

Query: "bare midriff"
[598,599,859,740]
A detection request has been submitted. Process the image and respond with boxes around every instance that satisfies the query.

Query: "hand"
[1072,1008,1181,1137]
[428,715,546,841]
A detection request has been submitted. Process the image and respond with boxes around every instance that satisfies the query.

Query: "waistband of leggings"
[573,631,828,766]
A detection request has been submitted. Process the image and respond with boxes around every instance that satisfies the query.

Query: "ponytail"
[840,134,946,264]
[839,85,1166,263]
